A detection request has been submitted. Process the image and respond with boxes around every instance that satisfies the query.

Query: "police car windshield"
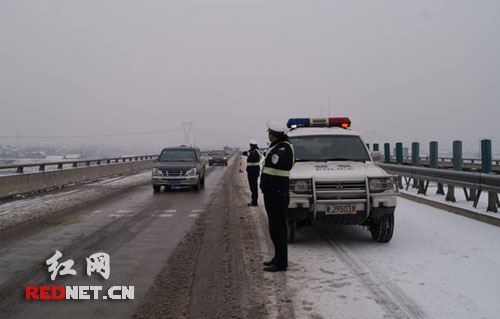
[289,135,370,162]
[159,149,197,162]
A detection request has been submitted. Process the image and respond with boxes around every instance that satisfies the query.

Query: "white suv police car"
[286,117,398,243]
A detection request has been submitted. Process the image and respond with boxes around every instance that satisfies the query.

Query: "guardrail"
[369,140,498,173]
[378,163,500,213]
[0,155,158,199]
[390,156,500,165]
[385,157,500,173]
[0,155,158,175]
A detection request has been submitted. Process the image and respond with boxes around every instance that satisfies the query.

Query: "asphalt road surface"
[0,156,277,319]
[1,156,499,319]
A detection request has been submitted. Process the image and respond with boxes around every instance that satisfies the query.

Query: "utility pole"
[182,122,193,146]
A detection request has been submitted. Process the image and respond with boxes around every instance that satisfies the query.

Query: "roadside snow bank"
[0,171,151,232]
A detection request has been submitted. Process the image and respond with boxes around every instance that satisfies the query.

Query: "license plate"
[168,180,180,185]
[325,204,357,215]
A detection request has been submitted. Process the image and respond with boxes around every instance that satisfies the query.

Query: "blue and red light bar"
[287,117,351,129]
[286,118,310,128]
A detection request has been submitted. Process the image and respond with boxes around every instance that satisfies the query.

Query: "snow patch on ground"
[0,171,151,232]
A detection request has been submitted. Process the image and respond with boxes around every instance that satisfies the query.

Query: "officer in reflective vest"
[260,120,295,272]
[245,139,262,206]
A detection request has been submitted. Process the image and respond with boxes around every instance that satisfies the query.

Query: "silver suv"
[152,146,206,192]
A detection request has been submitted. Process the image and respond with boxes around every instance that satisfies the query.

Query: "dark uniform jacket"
[259,136,295,194]
[246,148,261,172]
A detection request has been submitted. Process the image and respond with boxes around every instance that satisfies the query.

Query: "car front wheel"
[193,177,201,191]
[369,213,394,243]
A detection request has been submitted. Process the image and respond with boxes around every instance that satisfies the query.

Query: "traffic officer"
[259,120,295,272]
[245,139,261,206]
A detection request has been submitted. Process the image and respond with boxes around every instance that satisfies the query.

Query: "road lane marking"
[158,214,174,218]
[155,209,177,213]
[90,210,103,214]
[191,209,203,213]
[116,210,133,214]
[188,214,198,218]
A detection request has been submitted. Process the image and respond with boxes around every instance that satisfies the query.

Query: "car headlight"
[209,157,213,160]
[186,168,197,176]
[290,179,312,193]
[369,178,394,192]
[152,168,162,176]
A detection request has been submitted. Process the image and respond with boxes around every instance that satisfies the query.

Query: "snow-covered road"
[281,196,500,319]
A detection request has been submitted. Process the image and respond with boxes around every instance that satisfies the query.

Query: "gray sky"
[1,0,499,153]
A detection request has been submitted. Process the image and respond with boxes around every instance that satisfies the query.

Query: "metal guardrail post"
[482,139,493,174]
[366,143,370,150]
[412,142,424,193]
[446,140,462,202]
[396,143,403,188]
[430,141,438,169]
[481,139,497,212]
[453,140,463,171]
[396,143,403,165]
[411,142,419,189]
[384,143,391,164]
[373,143,379,152]
[430,141,445,195]
[411,142,420,167]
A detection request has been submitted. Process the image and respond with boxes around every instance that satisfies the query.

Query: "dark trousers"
[247,169,259,204]
[263,191,290,268]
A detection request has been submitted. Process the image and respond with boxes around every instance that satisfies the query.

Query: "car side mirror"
[371,151,382,162]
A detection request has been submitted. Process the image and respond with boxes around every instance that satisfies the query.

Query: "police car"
[286,117,398,243]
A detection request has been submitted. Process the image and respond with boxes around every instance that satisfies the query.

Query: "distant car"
[152,146,206,192]
[208,150,228,166]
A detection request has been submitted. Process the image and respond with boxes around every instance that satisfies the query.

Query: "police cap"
[266,120,287,134]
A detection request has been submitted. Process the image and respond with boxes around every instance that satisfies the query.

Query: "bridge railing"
[369,139,498,173]
[0,155,158,199]
[390,156,500,165]
[378,163,500,213]
[0,155,158,175]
